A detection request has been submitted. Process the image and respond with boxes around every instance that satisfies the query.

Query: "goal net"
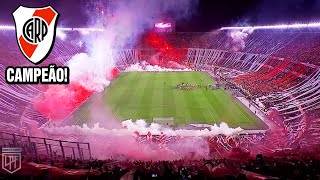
[153,117,174,126]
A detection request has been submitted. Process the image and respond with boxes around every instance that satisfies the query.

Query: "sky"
[1,0,320,32]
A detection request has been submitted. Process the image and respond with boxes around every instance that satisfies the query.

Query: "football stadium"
[0,0,319,179]
[83,71,263,128]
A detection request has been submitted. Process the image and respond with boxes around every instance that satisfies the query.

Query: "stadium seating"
[233,59,316,96]
[0,30,85,129]
[138,30,320,65]
[0,27,319,172]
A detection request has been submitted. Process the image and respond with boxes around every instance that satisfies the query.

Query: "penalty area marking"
[116,106,214,125]
[221,90,253,124]
[203,71,253,124]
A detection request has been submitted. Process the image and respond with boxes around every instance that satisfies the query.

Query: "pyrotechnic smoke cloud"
[32,0,207,160]
[125,61,192,72]
[34,0,198,120]
[228,28,254,51]
[122,119,243,136]
[67,53,111,92]
[41,119,242,160]
[78,0,198,82]
[41,120,243,137]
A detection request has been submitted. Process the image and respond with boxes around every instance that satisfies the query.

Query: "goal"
[153,117,174,126]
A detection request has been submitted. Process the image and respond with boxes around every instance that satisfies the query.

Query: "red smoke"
[110,67,119,79]
[34,68,119,120]
[34,83,93,120]
[142,32,188,67]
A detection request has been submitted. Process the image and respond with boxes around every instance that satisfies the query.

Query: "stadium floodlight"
[221,22,320,30]
[58,27,104,32]
[72,28,104,32]
[0,25,15,30]
[257,24,288,29]
[155,22,172,28]
[307,23,320,27]
[80,30,90,35]
[0,25,104,32]
[58,27,73,31]
[289,24,308,28]
[220,27,251,30]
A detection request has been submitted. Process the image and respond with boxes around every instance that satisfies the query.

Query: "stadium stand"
[0,26,319,178]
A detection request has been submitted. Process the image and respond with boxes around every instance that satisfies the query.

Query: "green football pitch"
[98,71,265,129]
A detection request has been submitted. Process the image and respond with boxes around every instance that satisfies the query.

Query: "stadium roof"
[0,25,104,32]
[221,22,320,30]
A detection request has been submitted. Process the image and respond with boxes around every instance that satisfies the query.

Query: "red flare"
[34,83,94,120]
[110,67,119,79]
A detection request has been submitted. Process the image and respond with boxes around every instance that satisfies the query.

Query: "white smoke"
[40,119,241,160]
[122,119,243,136]
[65,0,197,92]
[229,28,254,51]
[38,0,208,160]
[125,62,192,72]
[67,53,111,92]
[41,119,243,137]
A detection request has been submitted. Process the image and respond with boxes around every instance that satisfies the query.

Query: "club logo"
[12,6,59,64]
[2,148,22,174]
[6,6,69,84]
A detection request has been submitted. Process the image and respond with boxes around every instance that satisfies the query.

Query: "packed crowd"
[1,29,319,133]
[137,30,320,65]
[5,153,319,179]
[0,27,319,179]
[232,58,315,97]
[274,33,320,66]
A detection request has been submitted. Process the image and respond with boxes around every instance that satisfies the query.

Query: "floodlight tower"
[154,16,176,33]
